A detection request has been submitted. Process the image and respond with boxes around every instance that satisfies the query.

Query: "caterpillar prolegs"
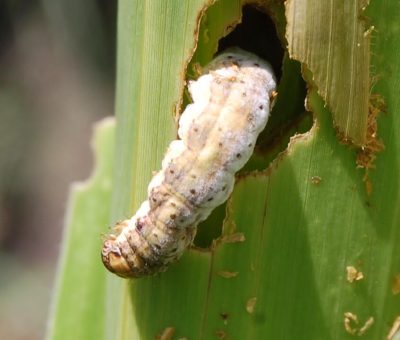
[102,48,277,278]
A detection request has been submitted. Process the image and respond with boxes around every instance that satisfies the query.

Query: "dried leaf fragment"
[220,312,229,325]
[343,312,374,336]
[217,271,239,278]
[356,94,385,195]
[387,316,400,340]
[246,297,257,314]
[215,330,227,339]
[346,266,364,283]
[392,274,400,295]
[156,326,175,340]
[344,312,358,335]
[358,316,374,336]
[311,176,322,185]
[221,232,246,244]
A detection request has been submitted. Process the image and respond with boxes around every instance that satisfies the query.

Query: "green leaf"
[286,0,371,145]
[46,118,115,340]
[48,0,400,339]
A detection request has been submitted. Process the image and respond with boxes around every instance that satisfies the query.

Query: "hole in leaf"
[218,5,284,80]
[193,5,311,248]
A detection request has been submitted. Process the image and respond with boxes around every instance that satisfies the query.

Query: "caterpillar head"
[101,209,197,278]
[101,238,133,278]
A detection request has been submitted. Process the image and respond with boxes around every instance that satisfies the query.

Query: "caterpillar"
[102,48,277,278]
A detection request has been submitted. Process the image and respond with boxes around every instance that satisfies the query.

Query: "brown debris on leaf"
[343,312,374,336]
[358,317,374,336]
[356,94,386,195]
[387,316,400,340]
[392,273,400,295]
[221,232,246,244]
[344,312,359,335]
[220,312,229,325]
[346,266,364,283]
[155,326,175,340]
[215,330,227,339]
[246,297,257,314]
[311,176,322,185]
[216,271,239,279]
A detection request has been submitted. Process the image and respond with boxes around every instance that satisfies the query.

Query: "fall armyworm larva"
[101,48,277,278]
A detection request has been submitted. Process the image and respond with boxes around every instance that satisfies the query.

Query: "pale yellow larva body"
[102,48,276,278]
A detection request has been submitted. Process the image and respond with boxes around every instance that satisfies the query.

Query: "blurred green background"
[0,1,116,339]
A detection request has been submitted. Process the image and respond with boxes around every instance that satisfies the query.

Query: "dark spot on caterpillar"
[171,247,178,253]
[240,80,245,84]
[181,235,186,241]
[126,234,139,253]
[169,169,175,174]
[248,143,253,147]
[194,127,199,132]
[222,185,227,191]
[153,233,159,239]
[191,174,197,179]
[227,55,233,59]
[254,63,260,67]
[207,197,213,202]
[259,105,264,110]
[242,92,247,97]
[190,189,196,195]
[236,153,242,158]
[136,220,144,231]
[218,127,222,132]
[170,214,176,220]
[219,142,223,147]
[179,218,185,224]
[154,244,161,250]
[171,202,176,207]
